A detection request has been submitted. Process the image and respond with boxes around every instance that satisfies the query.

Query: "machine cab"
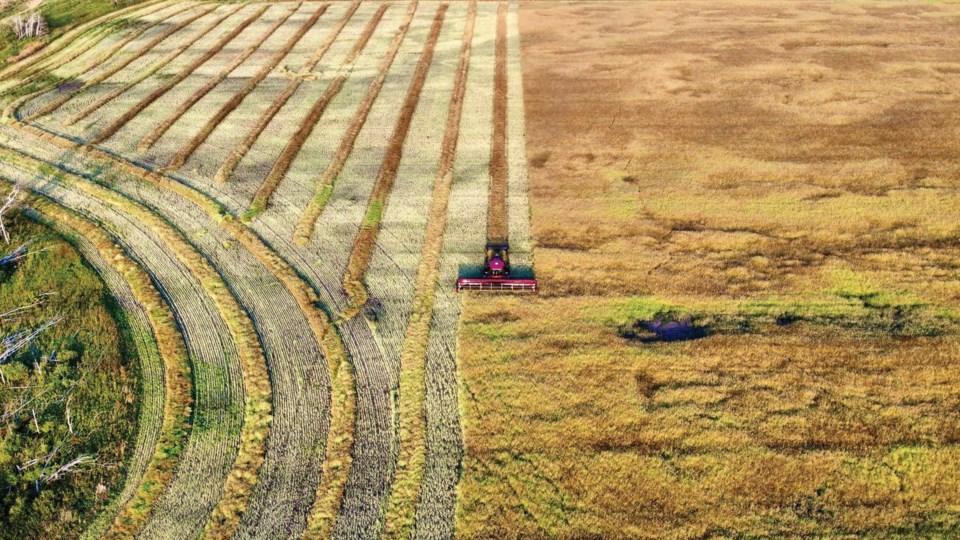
[484,244,511,278]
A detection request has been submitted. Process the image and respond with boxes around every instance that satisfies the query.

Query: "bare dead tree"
[9,11,48,40]
[0,316,61,383]
[0,183,22,245]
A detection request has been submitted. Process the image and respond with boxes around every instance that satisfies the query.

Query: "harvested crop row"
[0,142,249,540]
[208,0,359,182]
[342,3,447,316]
[379,4,474,539]
[0,1,185,97]
[293,0,422,244]
[61,4,257,127]
[418,4,500,536]
[0,140,274,539]
[24,3,219,122]
[227,2,404,219]
[0,0,174,85]
[165,2,331,171]
[89,4,278,146]
[487,2,509,245]
[138,3,310,151]
[1,2,193,125]
[246,3,390,218]
[0,122,352,539]
[19,201,192,540]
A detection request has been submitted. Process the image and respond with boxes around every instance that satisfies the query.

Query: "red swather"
[455,243,538,293]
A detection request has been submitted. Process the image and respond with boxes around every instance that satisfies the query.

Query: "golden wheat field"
[458,1,960,538]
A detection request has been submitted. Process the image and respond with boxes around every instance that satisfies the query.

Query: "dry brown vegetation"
[458,1,960,538]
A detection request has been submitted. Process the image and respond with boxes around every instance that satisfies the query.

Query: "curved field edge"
[0,0,175,84]
[0,142,271,539]
[3,120,358,537]
[19,201,192,540]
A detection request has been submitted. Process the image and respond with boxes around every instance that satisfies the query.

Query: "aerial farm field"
[0,0,957,539]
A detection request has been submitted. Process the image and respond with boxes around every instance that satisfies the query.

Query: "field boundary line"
[210,0,360,183]
[89,3,281,145]
[16,199,193,540]
[24,3,219,122]
[64,3,257,127]
[165,1,329,171]
[341,3,447,318]
[138,2,313,151]
[0,142,272,540]
[293,0,423,244]
[6,118,360,540]
[246,3,390,218]
[381,3,475,539]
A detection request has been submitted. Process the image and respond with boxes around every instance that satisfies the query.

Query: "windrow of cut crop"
[137,3,310,151]
[0,140,250,540]
[0,139,274,539]
[209,0,359,184]
[1,2,193,124]
[19,200,192,540]
[89,4,281,147]
[0,120,355,538]
[293,0,423,244]
[165,2,331,171]
[341,3,447,319]
[23,3,219,122]
[0,0,175,85]
[380,4,475,539]
[61,4,259,128]
[245,3,390,218]
[420,4,499,536]
[487,2,509,245]
[0,1,187,98]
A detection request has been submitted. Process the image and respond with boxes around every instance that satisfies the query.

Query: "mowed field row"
[2,0,533,538]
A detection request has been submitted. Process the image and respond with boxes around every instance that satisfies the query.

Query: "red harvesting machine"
[455,244,538,293]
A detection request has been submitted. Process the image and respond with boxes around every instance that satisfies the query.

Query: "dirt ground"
[457,2,960,538]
